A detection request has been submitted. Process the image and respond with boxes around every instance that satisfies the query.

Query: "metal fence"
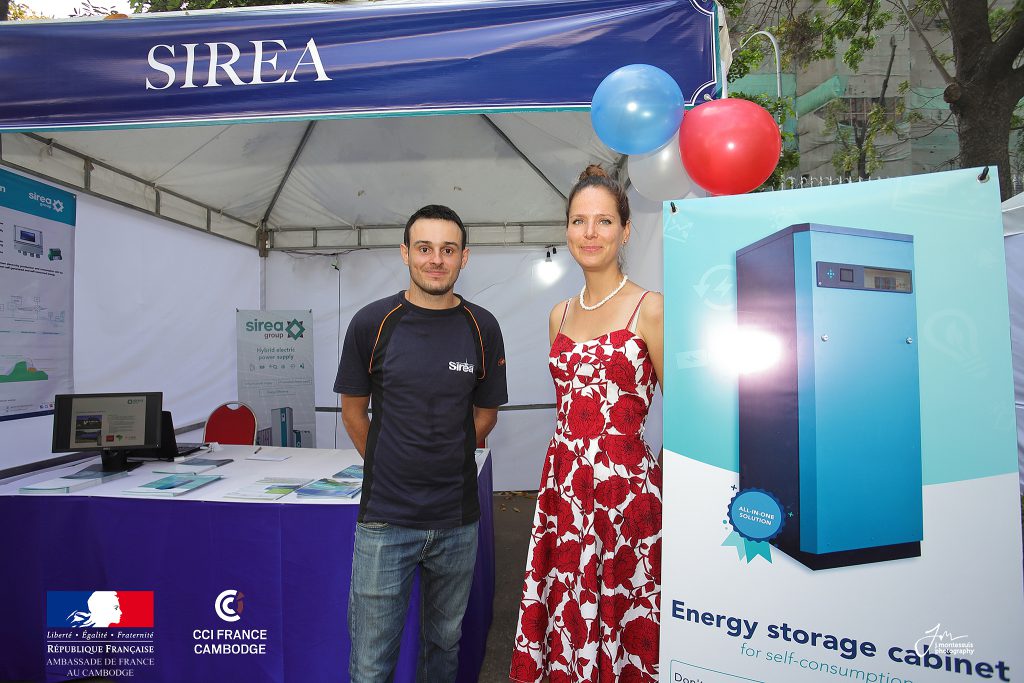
[765,175,889,191]
[767,173,1024,196]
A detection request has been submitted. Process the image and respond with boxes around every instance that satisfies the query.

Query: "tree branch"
[890,0,954,82]
[987,11,1024,75]
[879,36,897,101]
[945,0,994,73]
[906,111,955,142]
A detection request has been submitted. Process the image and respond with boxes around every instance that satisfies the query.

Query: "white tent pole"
[480,115,567,201]
[260,245,267,311]
[261,120,318,236]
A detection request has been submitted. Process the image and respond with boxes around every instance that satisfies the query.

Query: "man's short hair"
[404,205,467,249]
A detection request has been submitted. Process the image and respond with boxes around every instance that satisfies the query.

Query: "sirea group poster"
[0,168,75,421]
[660,169,1024,683]
[236,309,316,448]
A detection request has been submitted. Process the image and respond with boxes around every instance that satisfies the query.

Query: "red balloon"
[678,98,782,195]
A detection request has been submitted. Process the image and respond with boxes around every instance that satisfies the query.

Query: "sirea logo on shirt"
[448,361,475,373]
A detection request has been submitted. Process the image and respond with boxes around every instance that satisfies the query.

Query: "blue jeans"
[348,520,479,683]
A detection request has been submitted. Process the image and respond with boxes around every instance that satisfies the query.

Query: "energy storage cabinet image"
[271,406,295,447]
[736,224,922,570]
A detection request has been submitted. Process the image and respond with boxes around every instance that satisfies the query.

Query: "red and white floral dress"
[510,293,662,683]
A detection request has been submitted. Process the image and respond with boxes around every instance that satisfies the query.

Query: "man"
[335,204,508,682]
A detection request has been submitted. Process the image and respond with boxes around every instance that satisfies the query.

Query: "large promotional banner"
[661,169,1024,683]
[0,168,75,421]
[0,0,718,131]
[236,310,315,448]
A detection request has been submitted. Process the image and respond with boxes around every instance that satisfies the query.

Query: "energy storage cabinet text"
[736,224,922,570]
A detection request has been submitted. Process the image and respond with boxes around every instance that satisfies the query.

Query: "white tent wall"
[266,245,585,491]
[622,189,665,460]
[0,171,260,472]
[1,120,672,484]
[265,187,667,491]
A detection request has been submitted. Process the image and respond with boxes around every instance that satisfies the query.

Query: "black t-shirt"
[334,291,508,529]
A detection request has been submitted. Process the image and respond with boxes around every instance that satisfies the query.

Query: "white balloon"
[627,131,693,201]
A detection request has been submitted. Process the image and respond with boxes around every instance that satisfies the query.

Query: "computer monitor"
[52,392,163,472]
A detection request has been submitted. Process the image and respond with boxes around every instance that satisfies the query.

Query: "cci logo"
[214,589,244,622]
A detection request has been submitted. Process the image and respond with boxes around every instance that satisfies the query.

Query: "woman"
[510,165,664,682]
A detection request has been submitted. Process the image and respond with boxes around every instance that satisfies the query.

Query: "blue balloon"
[591,64,685,155]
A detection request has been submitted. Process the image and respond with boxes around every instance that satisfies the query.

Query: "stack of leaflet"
[152,457,233,474]
[19,464,130,494]
[223,477,312,501]
[335,464,363,479]
[295,465,363,499]
[122,474,222,497]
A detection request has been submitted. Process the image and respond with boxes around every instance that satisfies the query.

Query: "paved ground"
[479,491,538,682]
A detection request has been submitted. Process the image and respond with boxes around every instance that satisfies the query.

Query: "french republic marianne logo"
[47,591,154,628]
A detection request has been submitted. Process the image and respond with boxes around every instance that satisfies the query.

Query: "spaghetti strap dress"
[510,292,662,683]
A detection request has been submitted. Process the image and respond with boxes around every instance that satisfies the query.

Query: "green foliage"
[729,1,894,72]
[8,1,50,18]
[728,43,767,82]
[727,1,956,180]
[730,91,800,191]
[72,0,117,15]
[824,99,892,177]
[990,2,1024,42]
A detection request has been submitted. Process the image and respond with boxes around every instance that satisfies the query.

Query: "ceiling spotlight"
[552,246,558,255]
[545,250,552,262]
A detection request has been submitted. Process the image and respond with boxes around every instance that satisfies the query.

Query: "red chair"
[203,402,258,445]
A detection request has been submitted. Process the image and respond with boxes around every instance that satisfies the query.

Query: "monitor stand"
[100,449,144,473]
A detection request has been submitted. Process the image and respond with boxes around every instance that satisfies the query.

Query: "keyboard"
[176,443,205,456]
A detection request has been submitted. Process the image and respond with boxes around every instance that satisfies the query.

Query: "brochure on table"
[2,447,489,504]
[18,464,127,494]
[122,474,222,497]
[153,457,233,474]
[660,169,1024,683]
[223,477,312,500]
[295,478,361,499]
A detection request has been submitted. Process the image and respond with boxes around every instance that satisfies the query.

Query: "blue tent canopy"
[0,0,719,131]
[0,0,719,249]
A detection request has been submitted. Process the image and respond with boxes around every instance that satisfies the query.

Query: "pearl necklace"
[579,274,629,311]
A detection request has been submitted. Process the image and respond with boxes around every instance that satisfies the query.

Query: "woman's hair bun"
[578,164,609,182]
[566,163,630,225]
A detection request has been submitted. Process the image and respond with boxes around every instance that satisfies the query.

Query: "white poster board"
[0,168,75,421]
[236,309,316,447]
[661,170,1024,683]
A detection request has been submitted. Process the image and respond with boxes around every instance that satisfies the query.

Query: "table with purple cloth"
[0,446,495,683]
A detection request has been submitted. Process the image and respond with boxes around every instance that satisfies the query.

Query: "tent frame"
[2,123,574,254]
[1,132,259,248]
